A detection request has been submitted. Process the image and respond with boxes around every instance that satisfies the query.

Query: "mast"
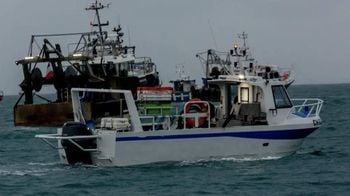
[85,1,110,42]
[238,32,248,49]
[238,32,248,60]
[206,49,210,78]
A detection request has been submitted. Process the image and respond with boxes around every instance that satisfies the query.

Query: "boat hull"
[14,102,73,126]
[56,123,319,166]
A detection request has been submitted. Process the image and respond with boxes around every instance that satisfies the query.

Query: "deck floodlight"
[24,56,35,60]
[238,74,245,80]
[73,53,83,57]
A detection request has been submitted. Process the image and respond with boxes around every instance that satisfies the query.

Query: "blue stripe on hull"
[116,127,318,142]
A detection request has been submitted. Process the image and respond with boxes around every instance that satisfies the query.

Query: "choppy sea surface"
[0,84,349,195]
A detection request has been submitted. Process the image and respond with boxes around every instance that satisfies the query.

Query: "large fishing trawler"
[14,1,159,126]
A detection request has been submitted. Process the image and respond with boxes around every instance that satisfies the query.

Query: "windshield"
[272,85,292,108]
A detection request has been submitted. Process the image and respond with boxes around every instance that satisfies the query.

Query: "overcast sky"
[1,0,350,95]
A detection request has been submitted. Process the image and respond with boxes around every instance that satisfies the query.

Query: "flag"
[44,63,54,81]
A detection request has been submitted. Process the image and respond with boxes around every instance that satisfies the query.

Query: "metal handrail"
[138,100,211,131]
[35,134,100,151]
[36,134,100,140]
[288,98,323,118]
[139,116,174,131]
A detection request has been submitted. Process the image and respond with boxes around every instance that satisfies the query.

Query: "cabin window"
[118,62,129,77]
[203,84,220,102]
[271,85,292,108]
[106,62,117,76]
[240,87,249,103]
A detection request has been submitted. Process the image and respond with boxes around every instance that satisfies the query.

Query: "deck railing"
[140,116,174,131]
[36,134,99,151]
[288,98,323,119]
[138,101,211,131]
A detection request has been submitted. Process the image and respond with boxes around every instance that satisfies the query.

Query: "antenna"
[238,32,248,49]
[118,13,121,26]
[176,64,188,80]
[112,24,124,47]
[238,32,252,60]
[127,25,131,46]
[208,19,218,50]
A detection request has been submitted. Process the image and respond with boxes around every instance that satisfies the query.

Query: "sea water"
[0,84,349,195]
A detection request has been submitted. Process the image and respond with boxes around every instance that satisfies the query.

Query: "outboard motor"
[61,122,96,164]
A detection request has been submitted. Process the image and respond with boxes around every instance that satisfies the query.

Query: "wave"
[0,168,58,177]
[295,149,324,156]
[178,155,282,166]
[0,163,64,177]
[220,156,282,162]
[13,127,41,131]
[27,162,61,166]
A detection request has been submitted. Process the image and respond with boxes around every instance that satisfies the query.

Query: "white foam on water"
[13,127,41,132]
[0,169,45,176]
[179,155,282,166]
[220,156,282,162]
[27,162,60,166]
[0,169,26,176]
[0,164,64,177]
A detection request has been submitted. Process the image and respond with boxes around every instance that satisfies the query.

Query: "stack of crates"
[137,87,174,116]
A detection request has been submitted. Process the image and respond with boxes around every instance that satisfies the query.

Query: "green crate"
[138,102,172,115]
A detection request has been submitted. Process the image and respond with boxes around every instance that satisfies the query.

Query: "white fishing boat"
[36,66,323,166]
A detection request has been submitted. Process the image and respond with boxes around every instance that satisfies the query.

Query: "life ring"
[185,98,208,127]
